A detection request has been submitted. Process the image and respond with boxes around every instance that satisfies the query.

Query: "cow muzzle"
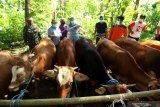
[8,82,20,92]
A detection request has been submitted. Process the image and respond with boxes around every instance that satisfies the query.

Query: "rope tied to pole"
[109,94,127,107]
[9,72,34,107]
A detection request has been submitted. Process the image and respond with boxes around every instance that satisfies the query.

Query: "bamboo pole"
[0,89,160,106]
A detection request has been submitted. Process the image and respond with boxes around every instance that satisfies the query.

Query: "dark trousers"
[128,35,139,41]
[96,36,101,44]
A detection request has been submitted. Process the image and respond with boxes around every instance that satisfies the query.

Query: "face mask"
[61,22,65,25]
[27,20,33,26]
[139,19,143,22]
[52,24,57,27]
[99,20,103,23]
[71,20,76,24]
[116,20,121,25]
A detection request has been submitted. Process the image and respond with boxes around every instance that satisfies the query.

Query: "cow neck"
[137,75,157,91]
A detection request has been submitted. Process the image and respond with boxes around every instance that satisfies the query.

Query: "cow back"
[97,38,158,91]
[141,39,160,50]
[115,38,160,78]
[32,38,56,75]
[75,37,110,85]
[56,38,76,66]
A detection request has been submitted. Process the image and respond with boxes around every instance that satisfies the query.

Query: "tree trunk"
[25,0,30,20]
[132,0,140,21]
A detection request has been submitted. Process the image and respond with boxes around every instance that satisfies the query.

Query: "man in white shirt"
[128,14,147,41]
[48,19,62,45]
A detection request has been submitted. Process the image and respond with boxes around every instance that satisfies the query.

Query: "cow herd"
[0,37,160,106]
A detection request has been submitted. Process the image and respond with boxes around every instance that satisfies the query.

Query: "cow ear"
[73,67,78,71]
[43,70,57,79]
[95,87,106,95]
[73,72,89,81]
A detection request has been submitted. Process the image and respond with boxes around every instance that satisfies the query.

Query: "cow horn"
[73,67,78,71]
[29,53,35,58]
[101,84,136,88]
[54,65,59,70]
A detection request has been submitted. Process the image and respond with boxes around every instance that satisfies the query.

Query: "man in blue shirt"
[68,17,86,44]
[48,19,62,45]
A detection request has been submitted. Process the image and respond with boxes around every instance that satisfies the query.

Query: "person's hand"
[83,31,86,35]
[130,30,134,34]
[76,25,81,28]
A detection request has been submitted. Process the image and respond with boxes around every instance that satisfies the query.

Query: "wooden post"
[0,89,160,106]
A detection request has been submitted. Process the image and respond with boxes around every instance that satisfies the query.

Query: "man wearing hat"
[128,14,147,41]
[23,17,41,51]
[68,17,86,44]
[94,16,107,44]
[48,19,62,45]
[108,16,128,42]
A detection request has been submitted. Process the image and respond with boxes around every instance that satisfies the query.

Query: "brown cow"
[56,38,76,67]
[0,51,31,99]
[115,38,160,78]
[31,37,56,78]
[141,39,160,50]
[44,38,89,99]
[97,38,160,100]
[8,38,57,99]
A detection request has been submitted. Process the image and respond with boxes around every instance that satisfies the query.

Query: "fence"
[0,89,160,106]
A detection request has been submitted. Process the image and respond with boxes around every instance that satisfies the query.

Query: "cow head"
[8,65,29,92]
[44,65,89,98]
[148,78,160,90]
[147,78,160,100]
[95,84,135,95]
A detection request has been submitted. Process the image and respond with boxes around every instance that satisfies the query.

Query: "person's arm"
[108,26,113,40]
[104,22,108,37]
[48,28,56,39]
[68,24,80,31]
[142,25,147,31]
[124,27,128,37]
[78,26,86,34]
[23,26,28,44]
[128,22,135,34]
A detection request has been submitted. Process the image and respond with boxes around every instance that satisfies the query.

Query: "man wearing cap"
[108,16,128,42]
[154,21,160,41]
[128,14,147,41]
[23,17,41,51]
[94,16,107,44]
[68,17,86,44]
[48,19,62,45]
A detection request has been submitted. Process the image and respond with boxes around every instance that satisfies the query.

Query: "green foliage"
[0,0,160,50]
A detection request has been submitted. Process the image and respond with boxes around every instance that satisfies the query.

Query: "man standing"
[108,16,128,42]
[68,17,86,44]
[94,16,107,44]
[59,18,68,40]
[23,17,41,51]
[48,19,62,46]
[128,14,147,41]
